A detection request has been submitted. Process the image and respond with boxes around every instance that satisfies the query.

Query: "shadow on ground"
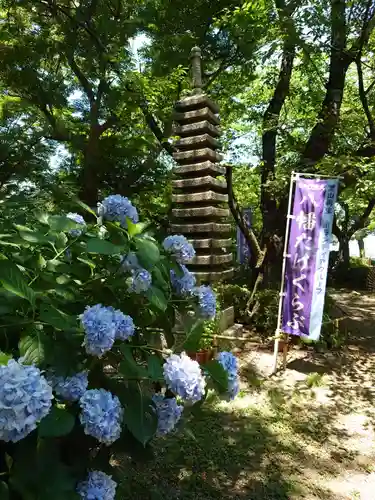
[115,290,375,499]
[115,383,361,500]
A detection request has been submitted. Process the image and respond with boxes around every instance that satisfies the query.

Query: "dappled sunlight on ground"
[116,290,375,499]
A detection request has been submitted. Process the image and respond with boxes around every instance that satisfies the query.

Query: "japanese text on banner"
[281,178,338,339]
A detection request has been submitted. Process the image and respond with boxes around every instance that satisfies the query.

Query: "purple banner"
[281,178,338,340]
[237,208,252,265]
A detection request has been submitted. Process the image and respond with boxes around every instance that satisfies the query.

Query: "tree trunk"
[260,36,295,286]
[338,236,350,268]
[358,238,365,258]
[79,131,101,206]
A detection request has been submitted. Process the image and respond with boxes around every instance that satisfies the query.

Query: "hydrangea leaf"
[38,406,75,438]
[0,351,12,365]
[135,237,160,268]
[122,383,157,446]
[146,286,168,312]
[183,320,205,352]
[0,481,9,499]
[48,215,82,233]
[17,228,52,245]
[19,330,46,365]
[39,305,77,331]
[202,360,229,394]
[0,260,35,305]
[119,345,147,378]
[126,218,148,238]
[147,354,164,381]
[86,238,123,255]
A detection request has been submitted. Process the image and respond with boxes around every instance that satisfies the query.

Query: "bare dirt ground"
[234,289,375,499]
[118,290,375,500]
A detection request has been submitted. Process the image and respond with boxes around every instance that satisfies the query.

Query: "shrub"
[0,195,238,499]
[216,283,251,323]
[249,288,279,337]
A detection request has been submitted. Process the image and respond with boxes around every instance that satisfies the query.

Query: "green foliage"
[249,288,279,337]
[217,283,251,323]
[305,372,324,389]
[350,256,372,268]
[0,197,230,498]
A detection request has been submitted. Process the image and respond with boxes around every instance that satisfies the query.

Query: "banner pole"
[271,172,297,375]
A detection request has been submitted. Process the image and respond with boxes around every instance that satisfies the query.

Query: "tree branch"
[226,165,263,265]
[300,0,348,169]
[357,56,375,138]
[37,0,107,53]
[332,216,342,239]
[349,198,375,236]
[138,100,175,155]
[300,0,375,170]
[260,0,296,243]
[66,55,95,102]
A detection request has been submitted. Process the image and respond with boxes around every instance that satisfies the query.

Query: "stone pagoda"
[171,47,234,284]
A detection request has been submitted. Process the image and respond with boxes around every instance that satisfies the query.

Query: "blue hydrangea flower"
[216,351,238,381]
[152,394,183,435]
[77,470,117,500]
[170,265,196,296]
[98,195,139,228]
[163,352,206,403]
[66,212,86,237]
[0,359,53,442]
[163,235,195,264]
[80,304,117,357]
[108,307,135,341]
[194,285,216,320]
[79,389,123,445]
[216,351,240,400]
[120,252,139,272]
[47,371,88,402]
[228,378,240,400]
[129,268,152,293]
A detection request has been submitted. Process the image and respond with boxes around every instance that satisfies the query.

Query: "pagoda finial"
[190,46,203,95]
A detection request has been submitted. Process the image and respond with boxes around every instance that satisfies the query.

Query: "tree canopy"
[0,0,375,268]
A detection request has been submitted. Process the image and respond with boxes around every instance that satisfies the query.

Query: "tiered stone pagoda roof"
[171,48,234,283]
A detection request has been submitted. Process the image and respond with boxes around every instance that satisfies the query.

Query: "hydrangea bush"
[0,194,237,499]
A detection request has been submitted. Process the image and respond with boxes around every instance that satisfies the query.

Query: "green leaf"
[127,218,148,238]
[147,353,164,381]
[18,229,51,244]
[86,238,123,255]
[122,383,157,446]
[135,237,160,268]
[0,351,12,365]
[19,330,45,365]
[77,256,96,269]
[146,286,168,312]
[39,304,77,331]
[39,406,75,438]
[119,345,147,378]
[0,481,9,499]
[203,360,228,394]
[0,260,35,304]
[55,232,68,250]
[48,215,81,233]
[152,266,169,292]
[183,320,205,351]
[35,211,50,225]
[72,197,96,216]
